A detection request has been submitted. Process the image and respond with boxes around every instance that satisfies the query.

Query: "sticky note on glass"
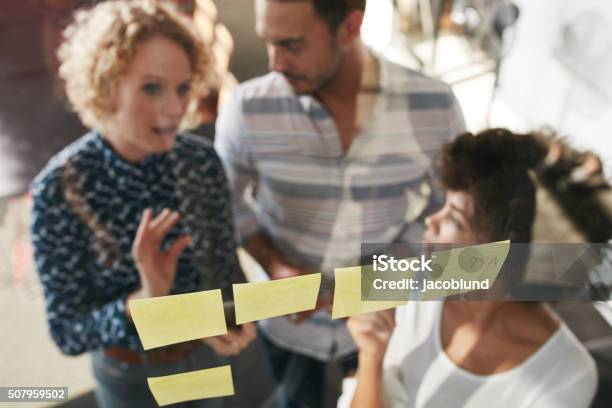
[332,266,407,319]
[148,365,234,406]
[233,273,321,324]
[129,290,227,350]
[420,240,510,300]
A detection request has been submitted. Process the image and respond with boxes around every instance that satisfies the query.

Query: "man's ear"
[337,10,364,47]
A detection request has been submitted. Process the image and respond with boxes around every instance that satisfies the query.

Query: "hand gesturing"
[347,309,396,360]
[132,208,192,298]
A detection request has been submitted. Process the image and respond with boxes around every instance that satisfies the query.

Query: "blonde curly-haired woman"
[31,2,255,407]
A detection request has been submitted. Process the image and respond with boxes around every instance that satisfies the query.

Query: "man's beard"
[289,45,346,96]
[312,51,345,94]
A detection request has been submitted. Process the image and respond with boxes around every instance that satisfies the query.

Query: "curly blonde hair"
[58,0,215,131]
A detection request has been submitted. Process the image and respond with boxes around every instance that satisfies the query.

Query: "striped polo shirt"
[215,55,465,361]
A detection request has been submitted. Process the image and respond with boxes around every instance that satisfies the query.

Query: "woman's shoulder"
[174,133,215,154]
[522,308,597,393]
[550,322,597,373]
[519,304,594,370]
[525,320,598,406]
[31,132,99,198]
[173,133,223,169]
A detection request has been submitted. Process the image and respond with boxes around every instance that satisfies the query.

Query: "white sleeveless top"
[338,301,597,408]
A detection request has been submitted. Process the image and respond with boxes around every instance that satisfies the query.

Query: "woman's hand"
[347,309,396,362]
[202,322,256,356]
[132,208,192,298]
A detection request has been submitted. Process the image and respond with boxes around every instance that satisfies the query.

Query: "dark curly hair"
[439,128,547,243]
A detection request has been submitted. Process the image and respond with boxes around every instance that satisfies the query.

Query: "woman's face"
[104,35,193,162]
[423,190,480,246]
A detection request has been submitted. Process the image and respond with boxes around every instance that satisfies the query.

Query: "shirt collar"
[294,48,384,115]
[92,130,169,178]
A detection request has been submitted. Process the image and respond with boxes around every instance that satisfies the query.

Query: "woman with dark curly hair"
[31,2,254,407]
[342,129,597,408]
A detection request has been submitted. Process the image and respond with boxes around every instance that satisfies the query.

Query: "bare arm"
[351,353,385,408]
[347,310,395,408]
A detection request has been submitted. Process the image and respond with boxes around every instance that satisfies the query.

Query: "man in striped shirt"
[215,0,465,406]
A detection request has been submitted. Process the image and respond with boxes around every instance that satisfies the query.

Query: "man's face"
[255,0,346,95]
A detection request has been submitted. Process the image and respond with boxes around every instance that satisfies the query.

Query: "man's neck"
[314,40,365,108]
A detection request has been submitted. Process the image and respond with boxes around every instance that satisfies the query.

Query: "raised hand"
[131,208,192,298]
[347,309,396,361]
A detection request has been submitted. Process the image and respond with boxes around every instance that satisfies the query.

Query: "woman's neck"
[447,300,522,328]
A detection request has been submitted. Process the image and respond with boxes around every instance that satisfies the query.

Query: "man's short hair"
[275,0,366,31]
[314,0,365,30]
[439,129,546,243]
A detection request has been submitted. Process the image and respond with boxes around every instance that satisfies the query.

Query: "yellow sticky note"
[420,240,510,300]
[148,365,234,406]
[129,290,227,350]
[332,266,407,319]
[233,273,321,324]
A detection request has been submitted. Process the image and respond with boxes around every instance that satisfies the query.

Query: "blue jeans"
[259,331,358,408]
[91,343,224,408]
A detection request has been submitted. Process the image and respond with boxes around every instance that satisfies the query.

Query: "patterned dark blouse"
[31,131,244,355]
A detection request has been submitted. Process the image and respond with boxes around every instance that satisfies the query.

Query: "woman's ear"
[108,81,119,113]
[101,80,121,135]
[107,76,125,114]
